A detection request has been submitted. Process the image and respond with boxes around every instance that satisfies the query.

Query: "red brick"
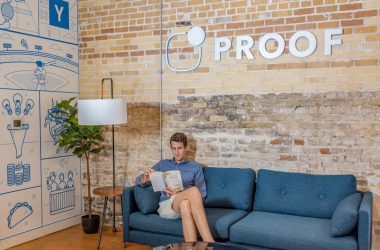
[331,12,353,20]
[255,26,274,34]
[354,59,378,66]
[320,148,330,154]
[294,8,314,15]
[316,6,337,13]
[354,26,377,34]
[280,155,297,161]
[294,139,304,145]
[307,15,328,22]
[286,16,306,24]
[341,19,363,27]
[265,18,285,26]
[339,3,362,11]
[226,22,245,29]
[296,23,317,30]
[246,20,265,27]
[331,61,353,67]
[275,25,294,32]
[271,139,283,145]
[354,10,378,18]
[318,21,339,28]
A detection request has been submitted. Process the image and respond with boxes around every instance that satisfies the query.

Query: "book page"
[164,170,184,192]
[149,172,166,192]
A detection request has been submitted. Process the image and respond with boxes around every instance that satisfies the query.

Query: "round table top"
[93,186,125,197]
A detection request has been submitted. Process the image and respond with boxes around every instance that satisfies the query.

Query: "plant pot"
[81,214,100,234]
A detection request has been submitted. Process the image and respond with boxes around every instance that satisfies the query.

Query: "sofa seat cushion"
[205,208,249,239]
[129,212,183,236]
[129,208,248,240]
[230,211,358,250]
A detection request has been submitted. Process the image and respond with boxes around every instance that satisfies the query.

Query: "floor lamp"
[77,78,127,231]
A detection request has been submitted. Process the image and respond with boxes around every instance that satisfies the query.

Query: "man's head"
[170,132,188,163]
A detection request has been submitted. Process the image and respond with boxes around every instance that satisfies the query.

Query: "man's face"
[171,141,187,163]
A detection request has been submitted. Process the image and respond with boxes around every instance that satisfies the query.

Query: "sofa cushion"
[230,211,357,250]
[331,193,362,237]
[129,211,183,236]
[204,167,255,211]
[133,185,160,214]
[205,208,248,239]
[129,208,248,240]
[254,169,357,219]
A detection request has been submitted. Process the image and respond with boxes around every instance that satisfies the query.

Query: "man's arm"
[193,166,207,200]
[134,161,163,186]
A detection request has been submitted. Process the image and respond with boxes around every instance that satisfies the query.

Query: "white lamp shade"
[78,99,127,125]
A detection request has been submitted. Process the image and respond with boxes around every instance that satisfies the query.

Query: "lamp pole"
[101,78,117,231]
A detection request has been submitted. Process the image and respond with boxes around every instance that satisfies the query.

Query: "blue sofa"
[122,168,372,250]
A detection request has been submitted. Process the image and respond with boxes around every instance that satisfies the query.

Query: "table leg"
[113,198,116,232]
[98,196,108,249]
[120,196,123,216]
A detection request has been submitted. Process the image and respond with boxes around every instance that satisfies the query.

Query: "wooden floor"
[9,225,150,250]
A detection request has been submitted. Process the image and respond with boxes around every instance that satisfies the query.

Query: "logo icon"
[165,26,206,72]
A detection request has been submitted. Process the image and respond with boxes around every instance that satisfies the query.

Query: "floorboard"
[9,225,150,250]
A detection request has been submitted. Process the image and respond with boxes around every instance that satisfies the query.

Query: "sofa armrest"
[358,192,373,250]
[122,186,138,242]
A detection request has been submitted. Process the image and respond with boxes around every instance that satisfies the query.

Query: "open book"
[149,170,184,192]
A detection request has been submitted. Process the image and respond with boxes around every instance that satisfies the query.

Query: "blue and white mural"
[42,156,80,225]
[0,187,41,241]
[0,0,80,248]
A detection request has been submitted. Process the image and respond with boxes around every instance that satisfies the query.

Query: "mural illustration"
[46,170,75,215]
[39,0,78,43]
[0,0,38,33]
[2,93,34,159]
[0,0,79,247]
[44,99,68,153]
[7,202,33,229]
[0,32,79,91]
[7,163,30,186]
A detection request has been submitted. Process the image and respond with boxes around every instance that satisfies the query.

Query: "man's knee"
[179,199,191,215]
[187,186,202,198]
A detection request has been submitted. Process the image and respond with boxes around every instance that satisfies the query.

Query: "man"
[34,61,47,91]
[135,132,214,243]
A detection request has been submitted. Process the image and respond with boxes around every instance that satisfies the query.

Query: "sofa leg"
[123,242,127,248]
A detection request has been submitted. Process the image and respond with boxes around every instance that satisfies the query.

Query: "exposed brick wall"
[79,0,380,102]
[78,0,380,247]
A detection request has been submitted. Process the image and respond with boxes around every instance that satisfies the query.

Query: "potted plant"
[54,97,104,234]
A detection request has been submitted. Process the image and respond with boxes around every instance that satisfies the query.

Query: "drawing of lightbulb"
[13,93,23,116]
[23,99,34,115]
[166,26,206,72]
[2,99,12,115]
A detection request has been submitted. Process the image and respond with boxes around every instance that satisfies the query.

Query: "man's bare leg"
[180,200,197,242]
[172,187,214,242]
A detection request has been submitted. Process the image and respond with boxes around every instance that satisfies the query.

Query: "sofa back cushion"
[204,167,255,211]
[254,169,357,219]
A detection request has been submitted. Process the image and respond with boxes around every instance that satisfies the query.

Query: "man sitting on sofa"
[135,132,214,243]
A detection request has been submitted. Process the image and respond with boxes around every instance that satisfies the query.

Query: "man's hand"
[140,168,155,184]
[164,187,177,197]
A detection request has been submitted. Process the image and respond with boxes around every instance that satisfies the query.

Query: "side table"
[93,186,125,249]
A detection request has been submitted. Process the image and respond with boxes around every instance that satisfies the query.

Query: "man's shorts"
[157,195,181,219]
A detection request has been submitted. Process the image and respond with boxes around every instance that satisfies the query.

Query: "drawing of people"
[58,173,66,190]
[47,172,58,191]
[0,0,14,29]
[33,61,47,91]
[67,171,74,188]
